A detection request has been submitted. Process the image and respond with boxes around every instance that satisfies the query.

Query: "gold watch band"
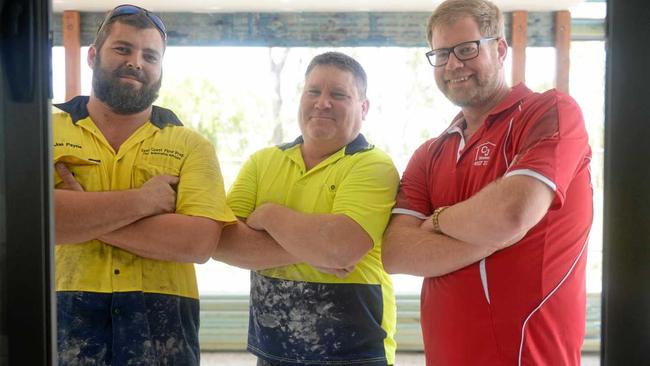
[431,206,449,234]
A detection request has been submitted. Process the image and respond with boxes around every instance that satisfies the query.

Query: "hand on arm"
[56,154,230,263]
[382,214,497,277]
[212,220,300,270]
[213,153,309,271]
[311,265,355,278]
[247,203,373,270]
[54,163,178,244]
[437,175,554,249]
[213,220,353,276]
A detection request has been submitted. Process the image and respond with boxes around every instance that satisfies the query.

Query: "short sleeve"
[393,139,437,219]
[226,152,260,219]
[175,135,236,223]
[506,91,591,208]
[331,151,399,247]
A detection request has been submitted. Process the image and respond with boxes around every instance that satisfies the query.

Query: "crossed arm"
[214,204,371,275]
[55,163,223,263]
[213,150,397,275]
[213,219,299,270]
[382,175,554,277]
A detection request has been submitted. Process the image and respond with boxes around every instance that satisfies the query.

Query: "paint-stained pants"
[57,291,200,366]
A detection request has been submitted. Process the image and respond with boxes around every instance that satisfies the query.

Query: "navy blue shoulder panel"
[345,133,374,155]
[150,105,183,128]
[278,135,304,151]
[53,96,183,128]
[53,96,90,124]
[278,134,373,155]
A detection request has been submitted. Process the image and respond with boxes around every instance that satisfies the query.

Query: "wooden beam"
[51,12,604,48]
[511,11,528,86]
[63,11,81,101]
[555,10,571,93]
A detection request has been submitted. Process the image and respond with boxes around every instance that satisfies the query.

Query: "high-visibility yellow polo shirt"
[53,96,236,300]
[227,134,400,365]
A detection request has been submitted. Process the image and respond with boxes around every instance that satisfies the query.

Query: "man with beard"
[52,5,235,365]
[382,0,593,365]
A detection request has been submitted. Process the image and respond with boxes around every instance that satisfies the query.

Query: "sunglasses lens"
[99,5,167,40]
[148,15,166,35]
[111,5,140,17]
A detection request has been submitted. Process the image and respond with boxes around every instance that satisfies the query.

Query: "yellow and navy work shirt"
[53,96,235,298]
[227,134,399,366]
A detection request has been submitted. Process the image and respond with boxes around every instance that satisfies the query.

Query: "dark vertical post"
[0,0,55,364]
[603,0,650,364]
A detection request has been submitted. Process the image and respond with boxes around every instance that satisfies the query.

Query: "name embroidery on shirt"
[54,141,82,149]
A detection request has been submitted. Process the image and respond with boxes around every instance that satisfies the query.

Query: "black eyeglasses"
[97,4,167,41]
[425,37,498,67]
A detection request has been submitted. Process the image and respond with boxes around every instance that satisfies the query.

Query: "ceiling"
[52,0,586,13]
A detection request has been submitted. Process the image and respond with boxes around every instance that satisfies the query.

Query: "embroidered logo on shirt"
[473,142,496,167]
[141,147,185,160]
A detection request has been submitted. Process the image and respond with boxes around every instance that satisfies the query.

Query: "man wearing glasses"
[382,0,593,365]
[53,5,235,365]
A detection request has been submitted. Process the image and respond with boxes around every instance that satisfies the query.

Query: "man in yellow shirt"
[53,5,235,365]
[214,52,399,366]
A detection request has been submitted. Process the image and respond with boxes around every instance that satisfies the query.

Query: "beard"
[438,64,501,108]
[92,54,162,115]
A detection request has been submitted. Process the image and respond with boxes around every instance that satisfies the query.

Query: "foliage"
[157,77,270,159]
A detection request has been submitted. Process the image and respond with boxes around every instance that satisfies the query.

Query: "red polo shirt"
[394,84,593,365]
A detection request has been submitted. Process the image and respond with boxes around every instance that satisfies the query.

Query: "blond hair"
[426,0,504,47]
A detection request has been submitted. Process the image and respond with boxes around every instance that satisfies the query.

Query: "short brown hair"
[426,0,504,48]
[305,52,368,99]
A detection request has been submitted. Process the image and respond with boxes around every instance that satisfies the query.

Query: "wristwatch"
[431,206,449,234]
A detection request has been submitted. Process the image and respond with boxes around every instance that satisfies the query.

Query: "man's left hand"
[420,215,434,232]
[313,265,355,278]
[246,203,275,231]
[55,163,84,191]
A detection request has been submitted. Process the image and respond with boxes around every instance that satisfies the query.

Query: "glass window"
[51,43,605,355]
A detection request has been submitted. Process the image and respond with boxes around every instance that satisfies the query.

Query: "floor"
[201,352,601,365]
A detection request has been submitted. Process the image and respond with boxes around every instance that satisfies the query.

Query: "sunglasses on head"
[97,4,167,41]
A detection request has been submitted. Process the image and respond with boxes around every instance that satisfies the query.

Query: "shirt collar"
[278,133,373,156]
[54,96,183,128]
[444,83,533,135]
[486,83,532,119]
